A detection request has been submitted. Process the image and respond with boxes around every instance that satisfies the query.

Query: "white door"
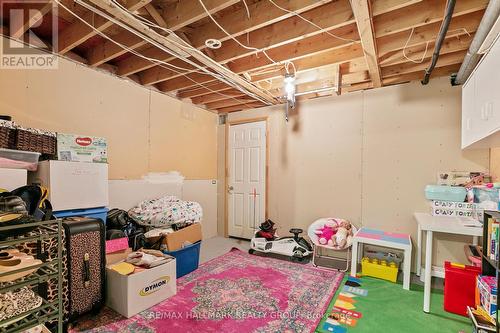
[228,121,266,239]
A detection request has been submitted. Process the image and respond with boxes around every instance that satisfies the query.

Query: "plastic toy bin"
[444,261,481,316]
[163,241,201,278]
[53,207,109,224]
[425,185,467,202]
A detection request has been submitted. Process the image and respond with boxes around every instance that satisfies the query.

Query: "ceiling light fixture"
[205,38,222,49]
[283,73,296,122]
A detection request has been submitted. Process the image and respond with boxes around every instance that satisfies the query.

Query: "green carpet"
[315,276,470,333]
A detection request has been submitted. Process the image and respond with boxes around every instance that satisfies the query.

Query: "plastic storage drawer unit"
[54,207,109,225]
[163,241,201,278]
[444,261,481,316]
[425,185,467,202]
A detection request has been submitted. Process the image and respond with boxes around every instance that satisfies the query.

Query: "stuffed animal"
[314,225,336,247]
[334,220,354,249]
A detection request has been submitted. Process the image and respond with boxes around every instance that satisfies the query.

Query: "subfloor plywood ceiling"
[0,0,488,112]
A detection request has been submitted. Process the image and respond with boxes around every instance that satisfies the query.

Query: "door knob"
[228,185,234,193]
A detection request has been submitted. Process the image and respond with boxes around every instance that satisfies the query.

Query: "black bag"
[0,185,54,221]
[62,217,105,321]
[106,208,145,250]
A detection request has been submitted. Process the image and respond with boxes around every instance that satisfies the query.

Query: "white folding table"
[414,212,482,313]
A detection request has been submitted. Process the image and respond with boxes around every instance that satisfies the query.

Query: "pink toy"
[314,225,336,247]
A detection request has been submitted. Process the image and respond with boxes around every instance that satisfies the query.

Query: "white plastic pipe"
[454,0,500,85]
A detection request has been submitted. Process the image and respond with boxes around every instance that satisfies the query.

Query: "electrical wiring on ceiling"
[402,28,430,64]
[266,0,357,43]
[401,27,472,64]
[197,0,278,65]
[72,0,273,106]
[54,0,262,109]
[106,0,277,104]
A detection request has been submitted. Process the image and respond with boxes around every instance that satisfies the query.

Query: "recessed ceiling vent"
[205,38,222,49]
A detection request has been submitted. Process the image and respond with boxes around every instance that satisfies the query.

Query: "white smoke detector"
[205,38,222,49]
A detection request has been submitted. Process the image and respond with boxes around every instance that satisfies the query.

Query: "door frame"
[224,116,269,238]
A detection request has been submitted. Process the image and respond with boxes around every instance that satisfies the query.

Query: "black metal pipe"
[421,0,456,85]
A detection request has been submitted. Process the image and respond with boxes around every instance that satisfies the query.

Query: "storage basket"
[0,120,17,149]
[16,128,57,155]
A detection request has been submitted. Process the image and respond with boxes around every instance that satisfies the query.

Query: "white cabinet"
[29,160,109,211]
[462,36,500,149]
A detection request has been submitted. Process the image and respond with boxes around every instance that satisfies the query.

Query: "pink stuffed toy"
[314,225,336,246]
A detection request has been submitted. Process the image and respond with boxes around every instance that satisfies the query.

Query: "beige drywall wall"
[218,77,489,268]
[0,38,217,180]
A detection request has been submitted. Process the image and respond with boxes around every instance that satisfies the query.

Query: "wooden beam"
[350,0,382,87]
[163,0,240,31]
[377,10,484,56]
[382,63,461,85]
[10,1,53,39]
[381,50,466,77]
[374,0,488,38]
[115,0,332,77]
[178,82,233,98]
[118,0,418,80]
[57,0,151,54]
[249,56,367,83]
[146,23,359,86]
[216,102,264,113]
[87,0,237,67]
[87,32,146,66]
[88,0,277,104]
[191,89,247,104]
[144,4,167,27]
[210,0,355,63]
[159,42,364,92]
[188,0,332,49]
[379,32,473,66]
[205,97,258,110]
[372,0,422,16]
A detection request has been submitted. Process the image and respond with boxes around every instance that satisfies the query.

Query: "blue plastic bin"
[425,185,466,202]
[163,241,201,278]
[54,207,109,224]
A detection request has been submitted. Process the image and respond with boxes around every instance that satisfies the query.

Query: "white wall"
[218,77,489,268]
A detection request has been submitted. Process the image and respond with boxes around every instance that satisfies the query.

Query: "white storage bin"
[29,160,109,211]
[0,168,27,191]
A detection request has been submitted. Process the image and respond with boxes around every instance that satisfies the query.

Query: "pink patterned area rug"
[71,248,344,333]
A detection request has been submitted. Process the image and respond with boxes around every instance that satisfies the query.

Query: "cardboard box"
[106,259,176,318]
[431,200,477,210]
[477,275,497,317]
[148,223,202,251]
[106,248,132,265]
[57,133,107,163]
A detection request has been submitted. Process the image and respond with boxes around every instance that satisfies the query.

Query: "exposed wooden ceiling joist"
[57,0,152,54]
[350,0,382,87]
[87,0,278,104]
[10,1,53,39]
[86,0,238,66]
[374,0,488,38]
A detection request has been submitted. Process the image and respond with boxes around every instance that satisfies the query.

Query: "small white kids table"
[350,227,412,291]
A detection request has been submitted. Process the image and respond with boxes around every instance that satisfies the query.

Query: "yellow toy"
[361,257,399,283]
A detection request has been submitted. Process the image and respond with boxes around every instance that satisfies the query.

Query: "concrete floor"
[199,236,250,263]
